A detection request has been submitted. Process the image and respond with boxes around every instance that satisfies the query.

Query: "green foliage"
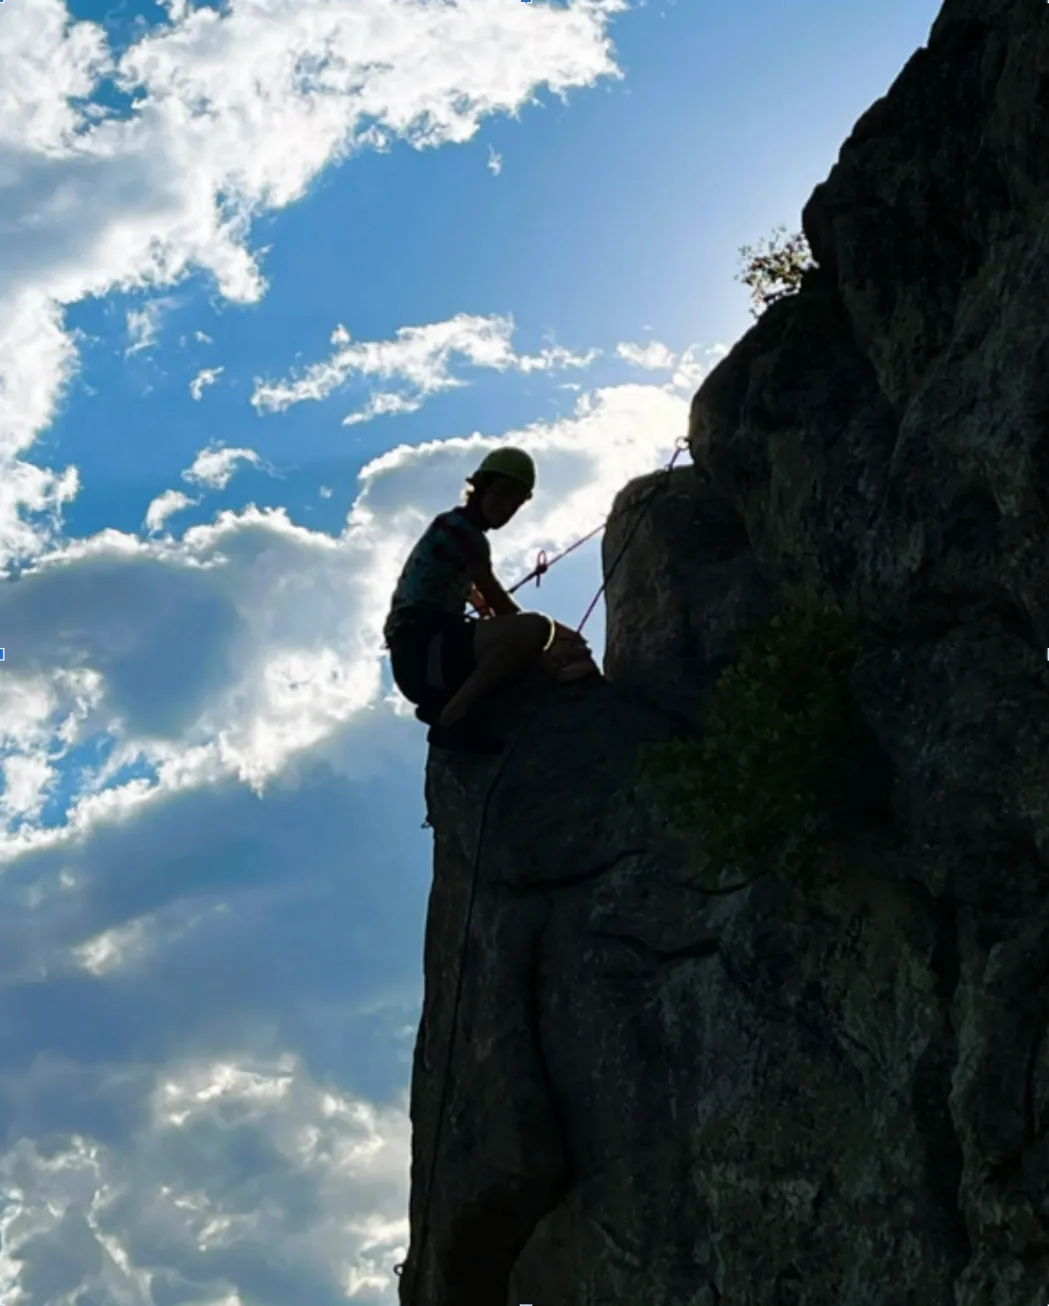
[737,225,815,318]
[636,604,863,881]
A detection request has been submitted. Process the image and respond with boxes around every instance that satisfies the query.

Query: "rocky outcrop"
[398,2,1049,1303]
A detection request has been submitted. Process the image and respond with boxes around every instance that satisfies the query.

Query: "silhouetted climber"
[383,447,596,754]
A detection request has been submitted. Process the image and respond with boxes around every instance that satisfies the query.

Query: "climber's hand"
[469,585,493,617]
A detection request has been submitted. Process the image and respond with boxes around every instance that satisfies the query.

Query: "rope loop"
[534,549,548,588]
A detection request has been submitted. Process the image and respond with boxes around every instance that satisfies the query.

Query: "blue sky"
[0,0,939,1300]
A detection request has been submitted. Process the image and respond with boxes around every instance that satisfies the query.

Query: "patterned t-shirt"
[383,506,491,644]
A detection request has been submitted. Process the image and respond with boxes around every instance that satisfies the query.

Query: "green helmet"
[473,446,536,495]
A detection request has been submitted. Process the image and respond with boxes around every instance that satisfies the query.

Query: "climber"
[383,446,596,754]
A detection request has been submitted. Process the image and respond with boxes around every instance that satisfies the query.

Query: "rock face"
[398,3,1049,1304]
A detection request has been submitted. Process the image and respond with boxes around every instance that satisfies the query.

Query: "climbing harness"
[395,434,690,1301]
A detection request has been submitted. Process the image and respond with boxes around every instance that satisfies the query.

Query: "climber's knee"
[512,611,554,654]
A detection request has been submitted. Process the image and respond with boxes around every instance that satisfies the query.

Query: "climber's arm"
[472,561,521,616]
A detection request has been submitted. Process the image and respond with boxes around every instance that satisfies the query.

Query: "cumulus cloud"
[182,444,262,490]
[251,313,599,421]
[143,489,196,534]
[0,456,79,568]
[0,0,626,566]
[189,365,224,400]
[0,722,431,1302]
[0,753,55,822]
[0,1055,411,1306]
[0,377,687,855]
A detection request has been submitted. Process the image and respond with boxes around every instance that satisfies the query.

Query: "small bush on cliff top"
[737,225,815,318]
[636,603,863,880]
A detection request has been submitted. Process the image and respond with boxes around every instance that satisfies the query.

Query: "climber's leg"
[438,612,554,727]
[537,622,599,683]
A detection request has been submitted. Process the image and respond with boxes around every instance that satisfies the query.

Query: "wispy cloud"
[188,366,224,401]
[251,314,599,422]
[342,392,425,427]
[125,300,176,357]
[616,340,677,370]
[487,145,502,175]
[616,339,730,391]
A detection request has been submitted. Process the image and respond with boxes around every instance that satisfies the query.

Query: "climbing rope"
[485,435,690,636]
[396,433,690,1302]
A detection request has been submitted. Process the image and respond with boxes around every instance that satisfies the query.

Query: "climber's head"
[463,447,536,529]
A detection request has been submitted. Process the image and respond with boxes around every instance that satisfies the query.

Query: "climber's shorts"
[386,608,478,710]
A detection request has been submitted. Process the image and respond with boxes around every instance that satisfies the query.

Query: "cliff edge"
[399,2,1049,1303]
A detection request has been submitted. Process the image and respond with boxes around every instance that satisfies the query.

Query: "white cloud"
[517,341,597,373]
[125,298,177,356]
[0,752,55,821]
[193,330,213,344]
[617,338,730,392]
[70,915,154,976]
[0,0,626,565]
[143,488,196,534]
[0,453,79,567]
[0,729,428,1298]
[0,1056,411,1306]
[182,444,261,490]
[342,392,425,428]
[487,144,502,175]
[319,486,333,500]
[0,665,105,758]
[616,339,676,370]
[251,313,599,420]
[188,364,224,400]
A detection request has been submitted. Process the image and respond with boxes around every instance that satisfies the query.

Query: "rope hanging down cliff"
[395,435,689,1302]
